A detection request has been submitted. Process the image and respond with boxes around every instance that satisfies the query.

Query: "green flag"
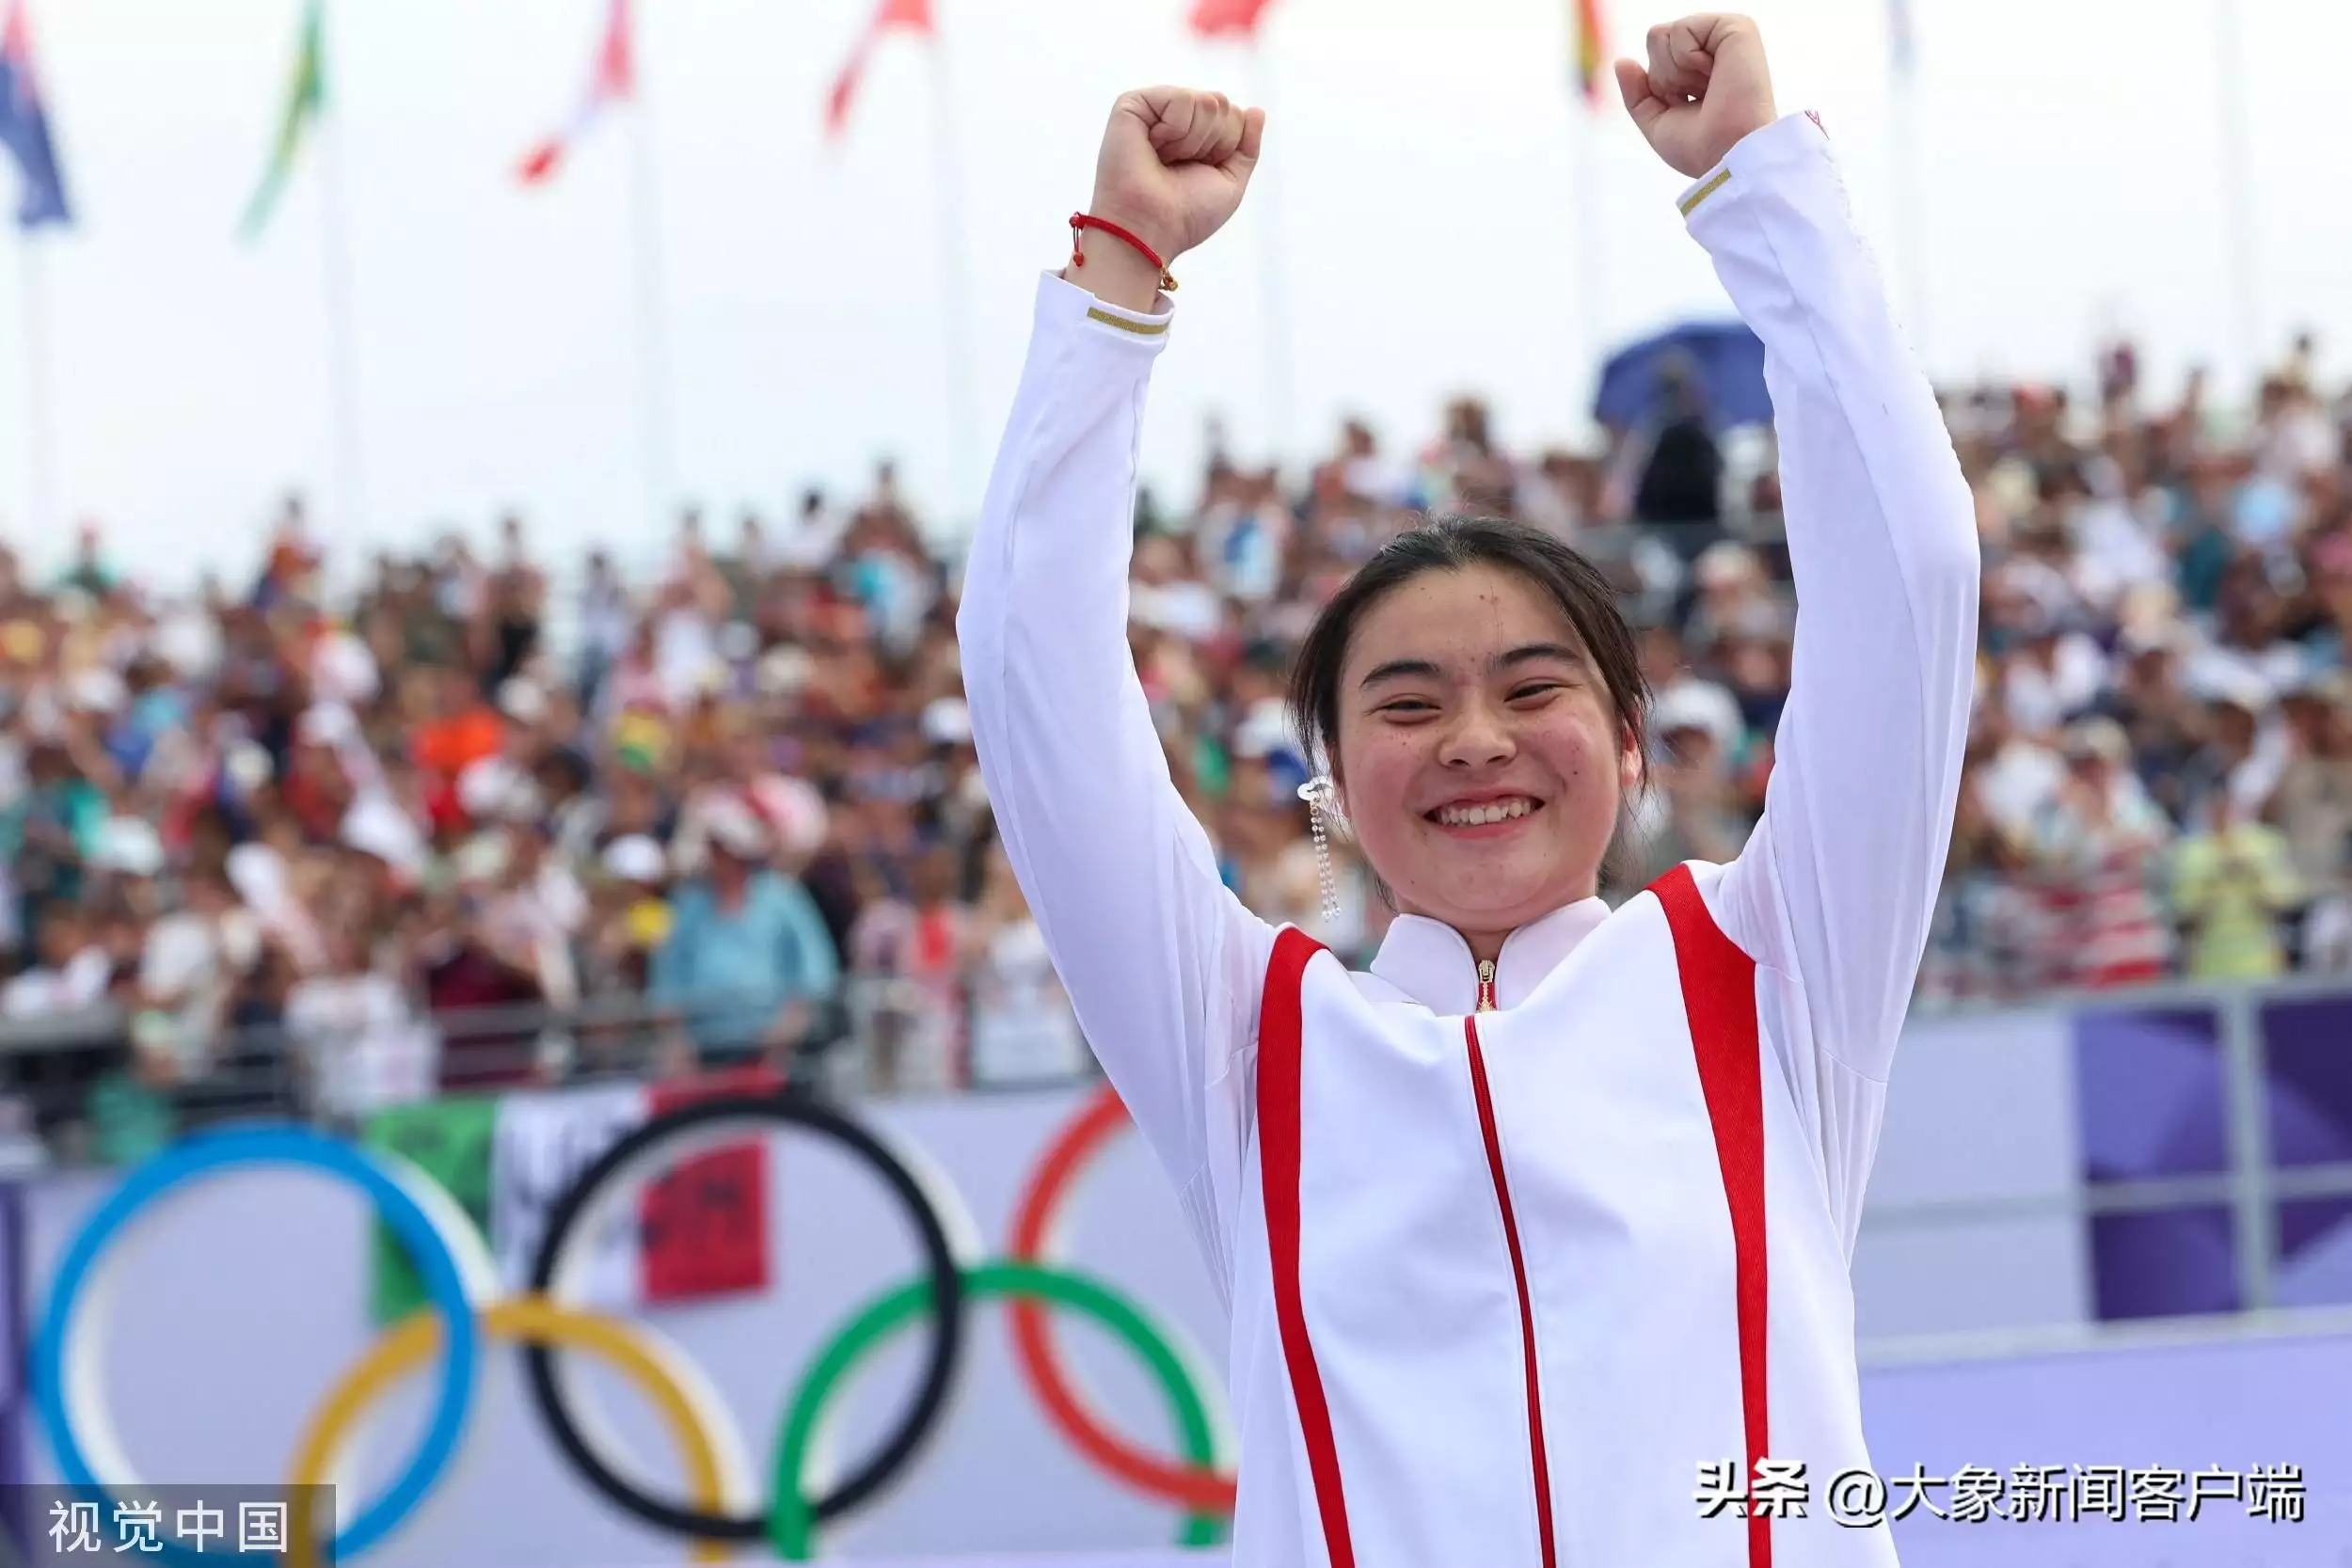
[240,0,326,240]
[362,1095,497,1323]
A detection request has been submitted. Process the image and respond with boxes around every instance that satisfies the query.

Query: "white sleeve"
[1680,116,1981,1247]
[957,274,1276,1289]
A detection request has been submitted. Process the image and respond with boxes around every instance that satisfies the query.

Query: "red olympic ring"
[1007,1084,1238,1515]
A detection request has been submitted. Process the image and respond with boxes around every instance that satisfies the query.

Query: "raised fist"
[1088,87,1265,265]
[1613,14,1777,180]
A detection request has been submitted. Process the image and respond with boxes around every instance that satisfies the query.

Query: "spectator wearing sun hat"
[2028,717,2175,990]
[651,793,840,1069]
[1625,685,1752,895]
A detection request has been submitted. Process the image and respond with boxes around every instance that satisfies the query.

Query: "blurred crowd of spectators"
[3,328,2350,1163]
[1924,339,2352,1000]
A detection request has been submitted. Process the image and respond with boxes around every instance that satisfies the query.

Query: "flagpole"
[628,60,675,537]
[1890,71,1930,367]
[1572,100,1605,436]
[1240,45,1296,472]
[2212,0,2260,388]
[17,233,56,540]
[927,35,978,526]
[315,56,367,542]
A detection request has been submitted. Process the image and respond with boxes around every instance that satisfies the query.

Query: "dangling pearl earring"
[1296,774,1343,927]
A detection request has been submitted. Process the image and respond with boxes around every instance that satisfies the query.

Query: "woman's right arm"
[958,276,1275,1201]
[958,89,1275,1224]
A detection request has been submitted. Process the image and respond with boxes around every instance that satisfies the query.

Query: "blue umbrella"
[1593,321,1773,433]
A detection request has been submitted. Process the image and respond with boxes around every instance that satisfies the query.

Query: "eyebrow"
[1357,642,1591,689]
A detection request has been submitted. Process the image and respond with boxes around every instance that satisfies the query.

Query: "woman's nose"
[1438,704,1514,768]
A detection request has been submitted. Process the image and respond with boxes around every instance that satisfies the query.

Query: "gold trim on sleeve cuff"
[1678,167,1733,217]
[1085,307,1170,338]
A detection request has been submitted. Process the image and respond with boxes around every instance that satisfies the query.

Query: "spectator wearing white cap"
[2067,454,2172,613]
[1997,607,2107,737]
[308,622,380,708]
[2027,718,2174,990]
[1625,688,1752,894]
[651,794,840,1069]
[453,680,549,828]
[2179,677,2292,833]
[583,832,675,1006]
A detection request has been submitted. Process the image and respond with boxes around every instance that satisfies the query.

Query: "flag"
[1189,0,1278,39]
[824,0,932,139]
[517,0,633,184]
[365,1073,777,1322]
[1571,0,1607,106]
[1889,0,1915,74]
[241,0,326,240]
[0,0,71,229]
[639,1064,782,1302]
[364,1096,499,1323]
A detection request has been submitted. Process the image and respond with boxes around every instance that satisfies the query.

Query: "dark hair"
[1285,516,1652,888]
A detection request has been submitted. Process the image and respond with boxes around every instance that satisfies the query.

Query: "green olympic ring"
[770,1259,1228,1559]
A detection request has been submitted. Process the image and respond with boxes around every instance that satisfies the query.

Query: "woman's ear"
[1619,724,1645,796]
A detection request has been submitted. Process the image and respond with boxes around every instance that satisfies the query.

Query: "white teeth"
[1436,798,1534,827]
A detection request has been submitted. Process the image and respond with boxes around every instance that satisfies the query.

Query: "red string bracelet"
[1069,213,1178,293]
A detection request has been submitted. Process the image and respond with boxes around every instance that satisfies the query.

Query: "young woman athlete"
[959,14,1979,1565]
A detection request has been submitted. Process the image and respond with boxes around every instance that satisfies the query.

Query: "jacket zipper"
[1465,1017,1559,1568]
[1476,958,1498,1013]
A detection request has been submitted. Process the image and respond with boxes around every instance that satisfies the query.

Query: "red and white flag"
[517,0,634,184]
[824,0,933,138]
[1189,0,1278,39]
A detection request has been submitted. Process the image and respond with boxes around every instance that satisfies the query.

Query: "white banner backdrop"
[15,1086,1231,1568]
[19,1002,2328,1568]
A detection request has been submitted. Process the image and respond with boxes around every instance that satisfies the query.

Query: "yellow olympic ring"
[284,1296,739,1567]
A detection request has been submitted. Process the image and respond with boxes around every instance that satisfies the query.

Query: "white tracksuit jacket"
[959,112,1980,1568]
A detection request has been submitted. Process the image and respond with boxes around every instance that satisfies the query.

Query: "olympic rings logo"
[29,1085,1239,1561]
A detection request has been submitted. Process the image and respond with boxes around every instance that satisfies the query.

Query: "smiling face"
[1329,562,1641,943]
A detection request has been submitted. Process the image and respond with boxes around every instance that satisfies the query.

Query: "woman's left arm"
[1683,114,1981,1081]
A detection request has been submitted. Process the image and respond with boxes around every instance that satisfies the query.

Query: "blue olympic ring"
[30,1124,482,1565]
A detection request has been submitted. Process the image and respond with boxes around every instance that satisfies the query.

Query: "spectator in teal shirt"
[1,741,108,935]
[55,523,119,599]
[651,798,840,1068]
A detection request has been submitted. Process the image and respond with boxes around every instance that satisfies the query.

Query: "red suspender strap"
[1257,925,1357,1568]
[1649,863,1772,1568]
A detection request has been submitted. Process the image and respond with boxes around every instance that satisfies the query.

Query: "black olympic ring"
[522,1090,969,1542]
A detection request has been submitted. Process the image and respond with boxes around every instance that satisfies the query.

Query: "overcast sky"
[1,0,2345,588]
